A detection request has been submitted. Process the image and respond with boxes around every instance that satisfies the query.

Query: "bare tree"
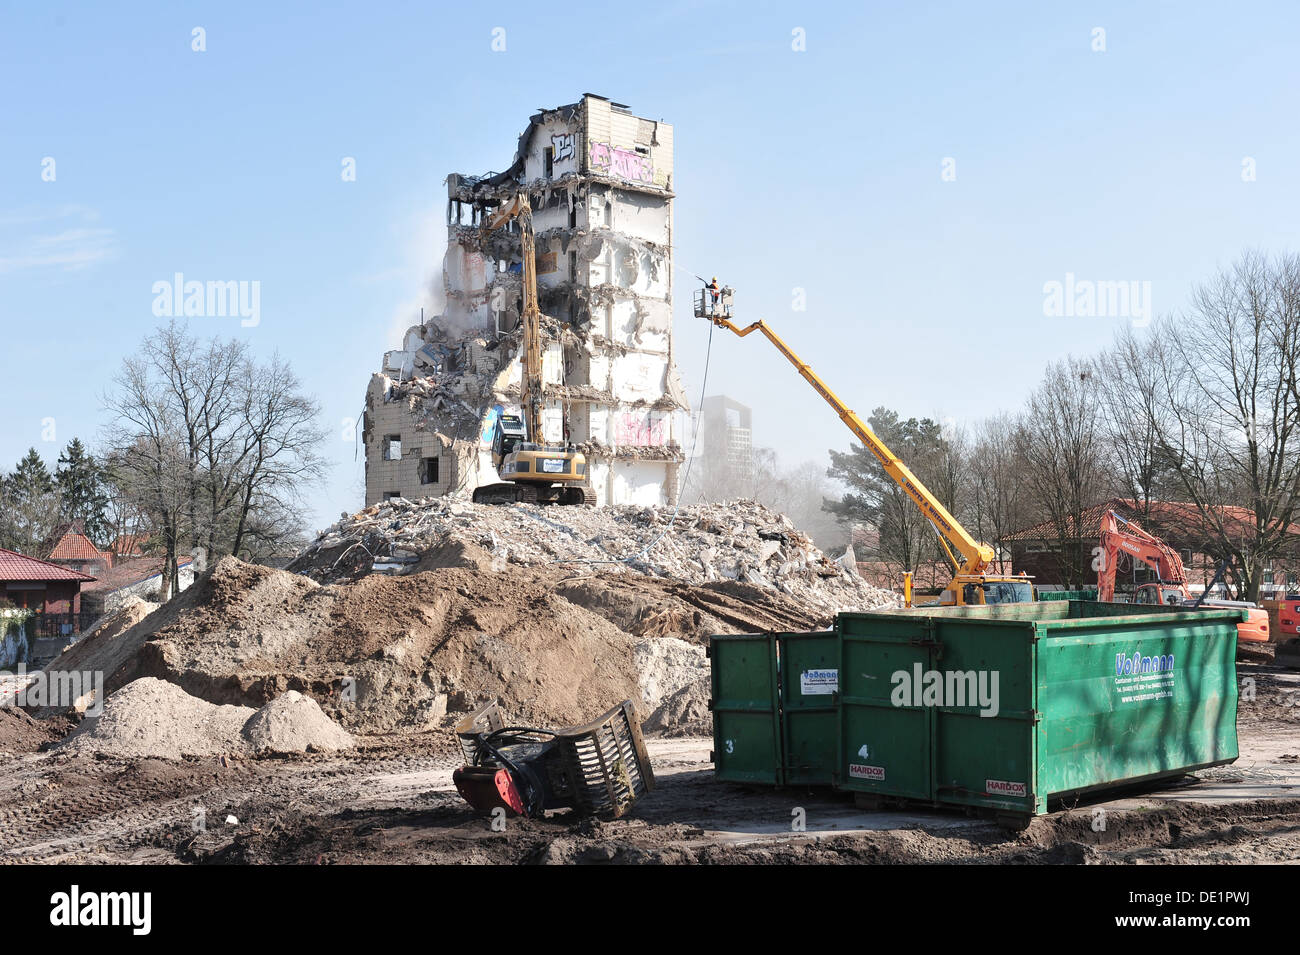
[1016,358,1113,587]
[1094,326,1184,520]
[103,350,193,598]
[967,414,1030,574]
[1144,252,1300,599]
[103,323,328,590]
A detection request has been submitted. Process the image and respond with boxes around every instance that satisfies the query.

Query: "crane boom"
[704,315,995,577]
[692,285,1028,606]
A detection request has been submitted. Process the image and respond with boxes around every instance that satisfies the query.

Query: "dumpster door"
[710,634,782,784]
[837,617,933,800]
[779,632,839,786]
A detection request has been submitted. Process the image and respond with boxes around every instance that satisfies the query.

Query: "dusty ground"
[2,663,1297,865]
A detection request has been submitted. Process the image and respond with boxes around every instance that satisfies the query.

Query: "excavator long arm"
[1096,510,1187,601]
[483,194,543,446]
[705,315,996,578]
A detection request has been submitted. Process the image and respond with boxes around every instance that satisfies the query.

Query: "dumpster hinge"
[909,620,942,656]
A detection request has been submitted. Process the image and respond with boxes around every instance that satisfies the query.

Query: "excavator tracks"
[471,483,594,506]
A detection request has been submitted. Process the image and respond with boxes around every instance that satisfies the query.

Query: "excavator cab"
[491,414,527,460]
[1133,582,1183,606]
[962,578,1035,606]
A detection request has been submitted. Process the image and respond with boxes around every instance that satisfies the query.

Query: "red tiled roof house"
[0,548,95,615]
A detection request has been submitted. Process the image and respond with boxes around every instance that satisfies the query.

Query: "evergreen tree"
[824,408,960,572]
[0,448,60,554]
[55,438,111,547]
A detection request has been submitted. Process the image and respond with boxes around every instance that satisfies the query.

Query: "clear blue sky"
[3,1,1298,536]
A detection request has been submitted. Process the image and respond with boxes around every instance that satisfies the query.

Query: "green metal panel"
[710,634,781,784]
[837,601,1243,816]
[1038,589,1099,602]
[778,632,839,786]
[1032,610,1239,804]
[837,614,933,798]
[931,617,1039,813]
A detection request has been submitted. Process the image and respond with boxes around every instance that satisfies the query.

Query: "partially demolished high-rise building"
[363,94,687,507]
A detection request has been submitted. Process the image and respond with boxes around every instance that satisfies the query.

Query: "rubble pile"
[290,497,898,618]
[33,499,894,742]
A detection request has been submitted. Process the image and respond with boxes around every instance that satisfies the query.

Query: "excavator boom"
[472,194,591,506]
[483,195,544,444]
[1096,510,1187,602]
[1096,509,1269,642]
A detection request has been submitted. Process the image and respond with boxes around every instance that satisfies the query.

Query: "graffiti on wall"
[588,142,655,184]
[613,412,665,446]
[550,132,576,162]
[481,404,504,445]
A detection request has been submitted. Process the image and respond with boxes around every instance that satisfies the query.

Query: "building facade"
[363,95,687,507]
[695,395,754,498]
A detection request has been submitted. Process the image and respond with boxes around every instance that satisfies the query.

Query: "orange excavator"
[1097,510,1268,642]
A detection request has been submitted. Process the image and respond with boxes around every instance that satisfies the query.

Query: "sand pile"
[242,691,355,755]
[60,678,255,759]
[633,637,706,713]
[58,679,354,759]
[644,678,710,737]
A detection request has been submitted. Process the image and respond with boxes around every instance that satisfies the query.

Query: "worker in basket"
[706,276,721,310]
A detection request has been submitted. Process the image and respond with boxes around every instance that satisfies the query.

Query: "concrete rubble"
[290,496,899,617]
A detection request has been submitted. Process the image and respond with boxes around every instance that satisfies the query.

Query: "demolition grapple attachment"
[452,700,655,819]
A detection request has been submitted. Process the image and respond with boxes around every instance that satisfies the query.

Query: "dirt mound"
[242,691,354,755]
[30,596,160,718]
[107,559,643,734]
[59,679,357,760]
[60,678,255,759]
[644,678,711,737]
[68,498,890,740]
[0,707,71,754]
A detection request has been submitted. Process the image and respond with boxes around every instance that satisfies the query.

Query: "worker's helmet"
[711,276,718,283]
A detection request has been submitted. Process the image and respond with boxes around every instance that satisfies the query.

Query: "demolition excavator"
[1097,510,1269,642]
[694,283,1033,607]
[472,193,593,506]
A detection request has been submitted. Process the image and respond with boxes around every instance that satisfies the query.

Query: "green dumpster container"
[710,631,838,786]
[837,601,1242,818]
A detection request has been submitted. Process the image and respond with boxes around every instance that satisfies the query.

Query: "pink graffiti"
[613,413,665,446]
[588,141,654,184]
